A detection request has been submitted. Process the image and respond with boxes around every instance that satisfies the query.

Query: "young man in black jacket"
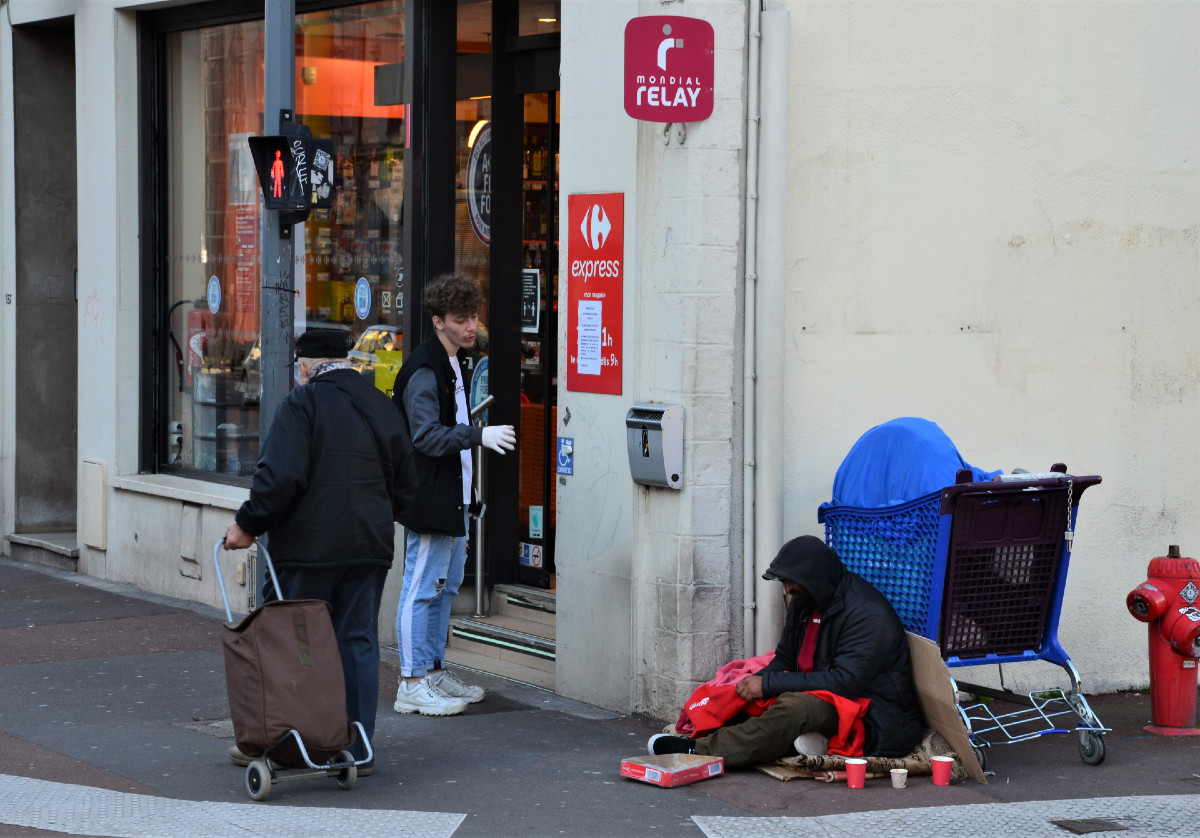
[650,535,924,767]
[391,273,515,716]
[224,328,415,772]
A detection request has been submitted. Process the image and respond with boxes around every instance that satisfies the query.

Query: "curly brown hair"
[424,272,484,319]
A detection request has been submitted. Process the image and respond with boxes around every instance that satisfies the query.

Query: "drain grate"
[1051,818,1128,835]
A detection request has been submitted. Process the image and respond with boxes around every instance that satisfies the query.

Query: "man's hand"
[223,522,253,550]
[735,674,764,701]
[481,425,516,454]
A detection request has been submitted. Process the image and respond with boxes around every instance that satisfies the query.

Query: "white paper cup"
[890,768,907,789]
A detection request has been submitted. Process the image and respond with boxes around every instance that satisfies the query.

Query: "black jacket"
[391,335,484,535]
[235,369,415,570]
[758,535,924,756]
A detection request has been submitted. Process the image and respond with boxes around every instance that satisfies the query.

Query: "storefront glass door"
[515,91,559,588]
[452,1,559,589]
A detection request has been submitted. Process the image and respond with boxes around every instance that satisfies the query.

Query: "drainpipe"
[741,0,763,656]
[753,8,789,651]
[744,3,790,657]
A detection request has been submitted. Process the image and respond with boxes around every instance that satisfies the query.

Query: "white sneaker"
[428,668,485,704]
[793,732,829,756]
[393,677,467,716]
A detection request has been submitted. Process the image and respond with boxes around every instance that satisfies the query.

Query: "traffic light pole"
[256,0,297,604]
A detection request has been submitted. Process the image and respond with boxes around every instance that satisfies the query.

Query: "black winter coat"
[758,535,924,757]
[235,369,415,570]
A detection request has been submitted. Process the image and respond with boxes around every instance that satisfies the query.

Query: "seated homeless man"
[649,535,924,767]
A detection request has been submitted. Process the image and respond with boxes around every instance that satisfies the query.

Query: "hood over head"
[761,535,846,610]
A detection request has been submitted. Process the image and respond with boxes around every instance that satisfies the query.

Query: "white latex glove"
[481,425,516,454]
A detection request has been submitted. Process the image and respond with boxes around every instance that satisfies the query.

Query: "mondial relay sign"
[624,16,715,123]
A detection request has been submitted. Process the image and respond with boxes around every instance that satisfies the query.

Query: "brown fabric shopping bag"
[222,598,354,767]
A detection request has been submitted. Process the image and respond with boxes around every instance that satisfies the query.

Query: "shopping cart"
[819,464,1108,770]
[213,539,372,800]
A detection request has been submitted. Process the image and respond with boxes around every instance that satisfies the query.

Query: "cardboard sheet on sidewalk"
[620,754,724,787]
[907,633,986,784]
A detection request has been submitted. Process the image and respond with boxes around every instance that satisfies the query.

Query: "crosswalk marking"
[0,774,465,838]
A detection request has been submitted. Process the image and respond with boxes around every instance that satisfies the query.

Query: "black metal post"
[257,0,297,603]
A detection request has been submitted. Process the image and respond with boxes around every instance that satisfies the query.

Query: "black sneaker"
[647,734,696,756]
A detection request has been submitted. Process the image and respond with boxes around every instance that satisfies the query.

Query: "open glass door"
[516,91,559,588]
[449,0,560,591]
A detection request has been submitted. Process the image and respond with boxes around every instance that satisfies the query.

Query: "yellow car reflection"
[349,324,403,396]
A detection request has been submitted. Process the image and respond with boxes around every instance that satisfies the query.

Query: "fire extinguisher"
[185,306,207,391]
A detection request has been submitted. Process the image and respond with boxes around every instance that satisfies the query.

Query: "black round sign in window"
[467,123,492,245]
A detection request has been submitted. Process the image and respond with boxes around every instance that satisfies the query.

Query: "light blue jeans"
[397,511,468,677]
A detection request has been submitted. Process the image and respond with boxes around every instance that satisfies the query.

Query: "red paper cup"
[931,755,953,786]
[845,758,867,789]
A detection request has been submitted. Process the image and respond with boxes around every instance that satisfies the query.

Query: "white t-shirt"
[450,355,472,504]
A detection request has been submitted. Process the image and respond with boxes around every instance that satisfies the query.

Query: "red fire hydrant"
[1126,545,1200,734]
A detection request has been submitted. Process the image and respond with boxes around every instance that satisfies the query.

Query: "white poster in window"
[577,300,602,375]
[227,132,257,206]
[521,268,541,334]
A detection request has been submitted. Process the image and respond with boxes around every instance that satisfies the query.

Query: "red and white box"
[620,754,724,788]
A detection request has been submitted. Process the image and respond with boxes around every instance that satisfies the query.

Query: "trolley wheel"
[1078,730,1106,766]
[971,743,987,772]
[334,750,357,790]
[246,760,272,801]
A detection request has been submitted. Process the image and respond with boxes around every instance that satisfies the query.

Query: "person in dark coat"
[223,328,415,772]
[650,535,924,767]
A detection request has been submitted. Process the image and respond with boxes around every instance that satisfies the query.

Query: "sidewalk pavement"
[0,556,1197,838]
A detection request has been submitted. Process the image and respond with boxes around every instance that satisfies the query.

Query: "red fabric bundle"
[675,653,775,737]
[674,653,872,757]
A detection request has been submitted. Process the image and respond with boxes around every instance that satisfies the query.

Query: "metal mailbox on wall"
[626,404,683,489]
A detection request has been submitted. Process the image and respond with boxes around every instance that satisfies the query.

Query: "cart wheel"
[334,750,357,790]
[1078,730,1106,766]
[972,744,987,772]
[246,760,272,801]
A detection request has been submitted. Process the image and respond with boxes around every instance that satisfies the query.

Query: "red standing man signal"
[270,150,285,198]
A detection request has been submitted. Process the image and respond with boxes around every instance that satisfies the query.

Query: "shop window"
[519,0,560,36]
[148,1,406,481]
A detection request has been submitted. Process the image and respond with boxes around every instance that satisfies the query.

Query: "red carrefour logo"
[579,203,612,251]
[624,16,714,122]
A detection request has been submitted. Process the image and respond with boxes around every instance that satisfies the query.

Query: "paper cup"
[931,755,954,786]
[890,768,907,789]
[844,757,867,789]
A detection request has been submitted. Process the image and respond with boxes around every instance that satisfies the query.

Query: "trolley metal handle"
[213,537,282,621]
[469,395,496,618]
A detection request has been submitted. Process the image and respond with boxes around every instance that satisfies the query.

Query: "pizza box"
[620,753,724,788]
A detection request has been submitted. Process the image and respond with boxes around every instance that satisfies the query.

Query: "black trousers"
[275,564,388,762]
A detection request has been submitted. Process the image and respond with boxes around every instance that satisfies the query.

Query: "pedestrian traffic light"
[248,135,310,212]
[248,128,337,218]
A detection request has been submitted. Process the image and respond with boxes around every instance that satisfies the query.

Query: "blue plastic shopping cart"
[820,462,1107,770]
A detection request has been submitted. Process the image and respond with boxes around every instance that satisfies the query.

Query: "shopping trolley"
[819,464,1108,770]
[213,539,372,800]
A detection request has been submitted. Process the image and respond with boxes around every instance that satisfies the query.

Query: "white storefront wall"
[557,0,1199,719]
[0,0,1195,723]
[777,0,1199,702]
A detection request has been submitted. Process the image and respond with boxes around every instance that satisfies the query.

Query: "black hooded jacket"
[235,369,415,569]
[758,535,924,757]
